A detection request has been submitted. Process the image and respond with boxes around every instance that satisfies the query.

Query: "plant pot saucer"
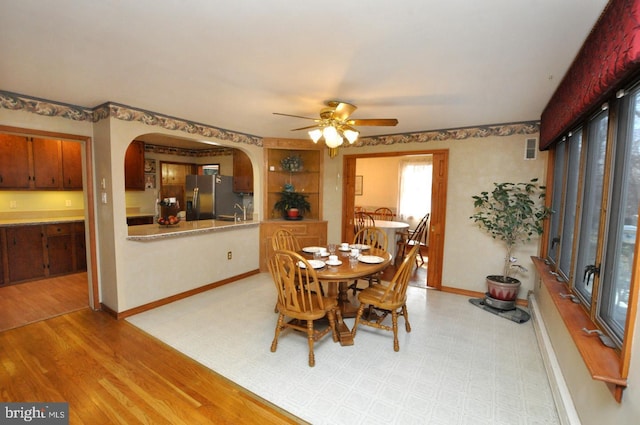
[483,293,516,311]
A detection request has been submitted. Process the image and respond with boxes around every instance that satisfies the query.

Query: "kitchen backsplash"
[0,191,85,214]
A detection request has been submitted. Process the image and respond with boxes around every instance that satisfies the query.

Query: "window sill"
[532,257,627,402]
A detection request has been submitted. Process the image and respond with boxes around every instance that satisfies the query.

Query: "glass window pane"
[600,89,640,340]
[559,130,583,278]
[574,113,608,303]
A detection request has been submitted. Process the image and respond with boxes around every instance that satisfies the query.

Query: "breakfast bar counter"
[127,219,259,241]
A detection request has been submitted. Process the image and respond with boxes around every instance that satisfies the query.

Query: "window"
[547,83,640,349]
[398,157,432,223]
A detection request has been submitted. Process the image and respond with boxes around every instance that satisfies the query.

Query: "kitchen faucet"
[234,203,246,221]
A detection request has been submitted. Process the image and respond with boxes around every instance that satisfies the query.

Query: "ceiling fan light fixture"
[323,125,343,148]
[308,129,322,143]
[343,129,359,144]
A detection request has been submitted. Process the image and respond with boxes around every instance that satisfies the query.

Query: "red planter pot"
[486,275,521,301]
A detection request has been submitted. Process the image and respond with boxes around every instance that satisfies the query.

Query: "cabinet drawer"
[46,223,72,236]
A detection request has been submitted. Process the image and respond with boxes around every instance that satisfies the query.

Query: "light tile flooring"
[127,273,559,425]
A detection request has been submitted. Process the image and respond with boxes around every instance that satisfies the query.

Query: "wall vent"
[524,138,538,160]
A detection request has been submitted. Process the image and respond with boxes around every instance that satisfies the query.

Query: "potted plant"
[470,178,551,302]
[274,190,311,219]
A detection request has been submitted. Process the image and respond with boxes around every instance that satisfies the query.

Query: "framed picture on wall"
[355,175,363,196]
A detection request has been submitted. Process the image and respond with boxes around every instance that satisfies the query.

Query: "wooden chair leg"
[306,320,315,367]
[351,303,366,338]
[327,309,339,343]
[392,311,400,352]
[271,313,284,352]
[402,304,411,332]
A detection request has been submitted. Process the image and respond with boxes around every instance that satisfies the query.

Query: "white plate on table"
[325,259,343,266]
[302,246,328,256]
[338,247,351,252]
[298,260,326,269]
[358,255,384,264]
[350,244,370,250]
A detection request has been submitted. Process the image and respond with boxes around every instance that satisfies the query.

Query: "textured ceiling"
[0,0,609,141]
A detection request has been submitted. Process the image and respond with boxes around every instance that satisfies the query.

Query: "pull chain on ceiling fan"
[273,101,398,157]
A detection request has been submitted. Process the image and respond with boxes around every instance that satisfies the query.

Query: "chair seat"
[358,285,406,311]
[277,296,338,321]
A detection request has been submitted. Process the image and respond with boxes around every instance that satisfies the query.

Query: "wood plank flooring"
[0,272,89,332]
[0,308,304,424]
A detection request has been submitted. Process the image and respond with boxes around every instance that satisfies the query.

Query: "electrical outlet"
[227,251,232,260]
[65,199,72,207]
[9,200,16,209]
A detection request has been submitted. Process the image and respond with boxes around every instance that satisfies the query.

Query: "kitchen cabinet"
[126,216,155,226]
[125,140,145,190]
[0,134,32,188]
[61,141,83,189]
[5,225,46,283]
[233,149,253,193]
[0,135,82,190]
[46,223,74,276]
[259,220,327,272]
[74,222,87,271]
[32,138,61,189]
[0,221,87,285]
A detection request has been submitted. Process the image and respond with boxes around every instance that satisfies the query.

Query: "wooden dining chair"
[268,249,340,367]
[348,226,388,296]
[372,207,395,221]
[271,228,301,252]
[354,211,376,234]
[351,245,420,352]
[396,213,429,266]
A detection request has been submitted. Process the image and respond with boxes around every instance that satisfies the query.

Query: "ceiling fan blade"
[331,102,357,121]
[273,112,318,120]
[291,125,321,131]
[348,118,399,126]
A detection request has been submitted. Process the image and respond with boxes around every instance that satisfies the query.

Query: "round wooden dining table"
[303,247,392,346]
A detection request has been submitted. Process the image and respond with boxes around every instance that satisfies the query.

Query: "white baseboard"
[528,292,582,425]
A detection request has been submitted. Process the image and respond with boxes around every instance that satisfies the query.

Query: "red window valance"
[540,0,640,149]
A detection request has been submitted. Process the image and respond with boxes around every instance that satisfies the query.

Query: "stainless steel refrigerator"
[185,175,242,221]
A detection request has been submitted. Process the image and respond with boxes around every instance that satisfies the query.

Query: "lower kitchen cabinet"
[259,220,327,272]
[0,221,87,286]
[5,225,46,283]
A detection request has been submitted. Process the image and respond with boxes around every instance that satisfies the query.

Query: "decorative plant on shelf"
[470,178,552,301]
[280,155,303,172]
[273,190,311,219]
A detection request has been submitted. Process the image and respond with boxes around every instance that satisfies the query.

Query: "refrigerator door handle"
[192,187,199,209]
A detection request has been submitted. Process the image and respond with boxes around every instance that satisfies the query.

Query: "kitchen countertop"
[0,216,85,226]
[127,218,259,241]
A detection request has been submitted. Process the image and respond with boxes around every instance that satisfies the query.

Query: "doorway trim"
[0,125,99,309]
[341,149,448,289]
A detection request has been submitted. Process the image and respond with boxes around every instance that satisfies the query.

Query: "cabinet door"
[0,134,31,189]
[32,138,62,189]
[6,225,45,283]
[61,141,83,189]
[125,140,145,190]
[233,150,253,193]
[48,235,74,276]
[74,222,87,271]
[0,230,4,286]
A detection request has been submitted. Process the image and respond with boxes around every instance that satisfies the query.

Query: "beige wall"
[355,156,401,211]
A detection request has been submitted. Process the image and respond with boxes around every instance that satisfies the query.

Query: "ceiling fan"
[273,101,398,157]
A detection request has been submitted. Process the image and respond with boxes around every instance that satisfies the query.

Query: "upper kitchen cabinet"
[0,134,82,190]
[233,149,253,193]
[0,134,30,188]
[61,141,83,189]
[124,140,145,190]
[32,137,61,189]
